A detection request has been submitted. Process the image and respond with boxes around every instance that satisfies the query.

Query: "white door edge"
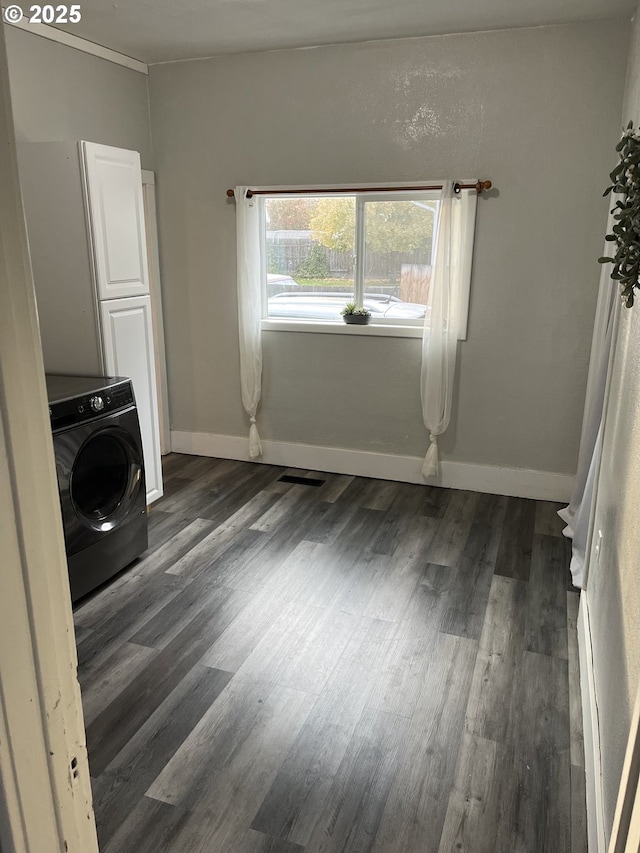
[608,677,640,852]
[578,591,607,853]
[0,22,98,853]
[141,173,171,455]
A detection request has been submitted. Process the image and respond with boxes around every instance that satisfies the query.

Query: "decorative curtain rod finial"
[226,189,255,199]
[454,180,492,195]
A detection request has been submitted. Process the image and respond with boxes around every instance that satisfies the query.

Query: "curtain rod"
[226,180,492,199]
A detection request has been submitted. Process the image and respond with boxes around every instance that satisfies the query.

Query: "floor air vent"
[278,475,326,487]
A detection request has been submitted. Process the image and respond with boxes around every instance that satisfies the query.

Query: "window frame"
[257,181,476,340]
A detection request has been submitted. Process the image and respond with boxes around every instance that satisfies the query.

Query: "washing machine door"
[71,426,142,532]
[54,407,146,556]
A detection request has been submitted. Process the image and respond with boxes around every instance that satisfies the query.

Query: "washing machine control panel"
[48,380,135,432]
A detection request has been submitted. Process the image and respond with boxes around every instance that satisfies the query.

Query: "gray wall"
[149,21,628,473]
[5,26,153,168]
[588,7,640,842]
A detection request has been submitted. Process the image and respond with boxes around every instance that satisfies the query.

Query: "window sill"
[261,319,424,338]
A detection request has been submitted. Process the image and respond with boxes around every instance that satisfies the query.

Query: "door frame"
[141,169,171,455]
[0,22,98,853]
[609,679,640,852]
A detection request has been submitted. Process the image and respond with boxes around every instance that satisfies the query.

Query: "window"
[234,180,482,467]
[262,191,438,330]
[242,182,478,339]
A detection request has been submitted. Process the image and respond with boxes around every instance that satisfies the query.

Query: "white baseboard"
[578,591,606,853]
[169,430,574,502]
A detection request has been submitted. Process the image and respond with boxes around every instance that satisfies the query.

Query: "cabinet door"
[100,296,163,504]
[82,141,149,300]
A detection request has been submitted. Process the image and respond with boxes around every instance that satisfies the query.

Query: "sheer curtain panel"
[235,186,263,457]
[420,182,466,476]
[558,253,619,588]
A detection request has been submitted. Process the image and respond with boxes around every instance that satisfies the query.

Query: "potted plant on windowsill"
[341,303,372,325]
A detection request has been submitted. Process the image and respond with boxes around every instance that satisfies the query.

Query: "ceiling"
[52,0,636,64]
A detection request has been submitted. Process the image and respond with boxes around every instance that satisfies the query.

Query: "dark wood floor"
[74,454,587,853]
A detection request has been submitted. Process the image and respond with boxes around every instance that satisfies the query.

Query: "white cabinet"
[100,296,163,503]
[82,142,150,301]
[17,140,164,505]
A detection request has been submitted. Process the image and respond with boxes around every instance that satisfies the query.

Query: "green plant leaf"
[601,124,640,308]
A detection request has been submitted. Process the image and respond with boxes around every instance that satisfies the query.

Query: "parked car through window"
[267,289,426,321]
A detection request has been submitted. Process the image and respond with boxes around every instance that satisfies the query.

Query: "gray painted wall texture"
[5,27,153,169]
[149,21,628,473]
[588,7,640,843]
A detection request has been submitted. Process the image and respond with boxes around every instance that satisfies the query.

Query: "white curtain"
[235,186,263,458]
[420,181,460,477]
[558,257,619,588]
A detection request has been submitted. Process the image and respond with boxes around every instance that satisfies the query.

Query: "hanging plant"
[599,121,640,308]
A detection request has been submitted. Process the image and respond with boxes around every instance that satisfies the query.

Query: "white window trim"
[261,318,424,338]
[256,180,477,340]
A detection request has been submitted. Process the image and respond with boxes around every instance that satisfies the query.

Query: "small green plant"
[340,302,371,317]
[599,121,640,308]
